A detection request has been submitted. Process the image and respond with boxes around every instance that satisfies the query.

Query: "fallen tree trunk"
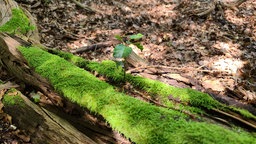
[2,35,256,143]
[0,33,130,143]
[1,28,256,144]
[17,45,256,143]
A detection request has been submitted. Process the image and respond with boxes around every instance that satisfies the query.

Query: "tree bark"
[3,91,97,144]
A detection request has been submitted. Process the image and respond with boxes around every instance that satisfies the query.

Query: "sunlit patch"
[212,41,243,57]
[211,58,246,74]
[225,9,244,26]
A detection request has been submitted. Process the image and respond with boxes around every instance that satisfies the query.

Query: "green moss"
[19,46,256,143]
[68,56,221,109]
[7,88,17,93]
[230,107,256,120]
[48,50,256,120]
[3,90,24,106]
[0,8,35,34]
[48,49,90,68]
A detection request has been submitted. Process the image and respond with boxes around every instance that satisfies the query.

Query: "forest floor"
[1,0,256,143]
[27,0,256,108]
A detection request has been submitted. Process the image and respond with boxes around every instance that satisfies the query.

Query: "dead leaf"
[238,87,256,101]
[202,79,225,91]
[165,74,190,84]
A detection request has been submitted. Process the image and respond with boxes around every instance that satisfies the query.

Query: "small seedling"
[31,93,40,103]
[113,33,144,78]
[113,33,144,66]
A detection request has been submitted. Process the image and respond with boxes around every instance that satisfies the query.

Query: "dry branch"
[71,40,118,53]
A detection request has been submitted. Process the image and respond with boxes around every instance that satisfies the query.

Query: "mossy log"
[1,29,256,144]
[2,34,256,143]
[18,44,256,144]
[0,33,130,144]
[2,89,97,144]
[50,49,256,124]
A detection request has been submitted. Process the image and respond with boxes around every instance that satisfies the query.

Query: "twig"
[222,0,247,8]
[71,40,119,54]
[196,1,216,16]
[126,65,232,74]
[70,0,103,14]
[194,0,247,17]
[212,108,256,130]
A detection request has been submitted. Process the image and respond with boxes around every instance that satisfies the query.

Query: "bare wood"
[0,0,19,26]
[178,0,247,17]
[0,81,18,91]
[125,50,148,67]
[3,91,97,144]
[196,1,216,16]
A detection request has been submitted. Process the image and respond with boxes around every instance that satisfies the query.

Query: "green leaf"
[129,33,144,40]
[113,44,132,58]
[115,35,123,41]
[134,42,144,51]
[32,94,40,103]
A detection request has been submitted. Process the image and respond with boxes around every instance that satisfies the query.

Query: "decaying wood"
[0,0,19,26]
[212,108,256,130]
[3,91,97,144]
[222,0,247,8]
[0,33,63,106]
[125,50,149,67]
[42,103,129,144]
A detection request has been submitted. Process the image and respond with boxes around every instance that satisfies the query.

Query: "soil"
[1,0,256,143]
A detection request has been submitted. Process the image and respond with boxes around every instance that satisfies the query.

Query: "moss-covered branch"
[19,47,256,143]
[49,49,256,121]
